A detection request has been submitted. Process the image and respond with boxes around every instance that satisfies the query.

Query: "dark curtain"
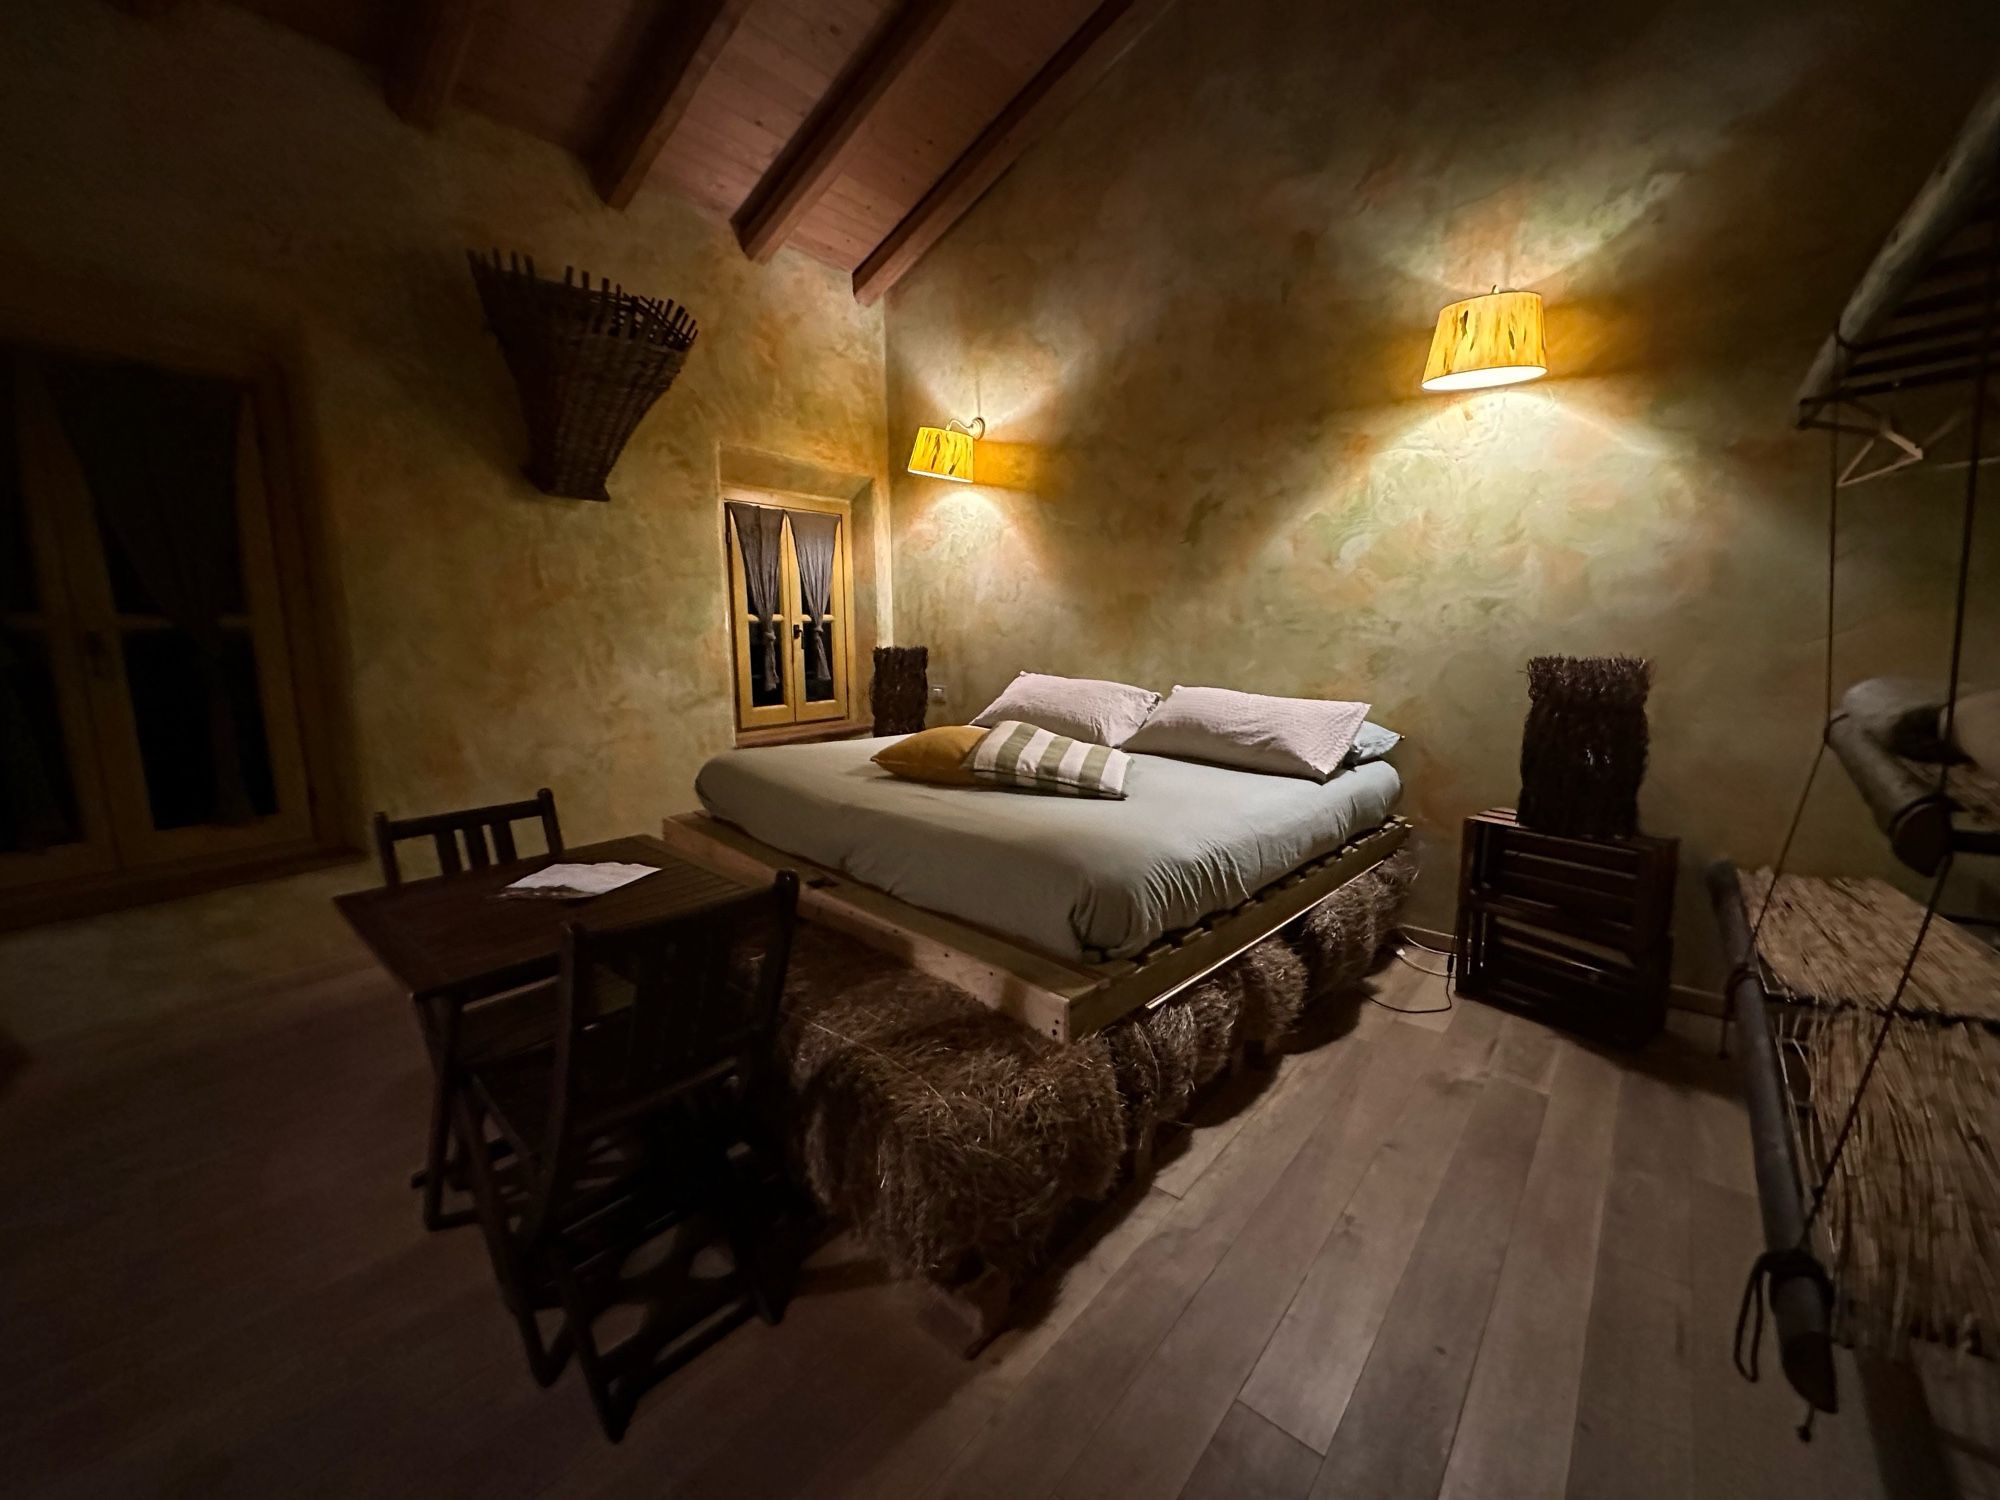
[787,510,838,683]
[46,357,255,824]
[1,356,71,851]
[0,633,70,852]
[726,501,786,692]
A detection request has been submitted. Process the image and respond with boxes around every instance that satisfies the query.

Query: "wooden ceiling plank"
[852,0,1171,303]
[734,0,967,263]
[593,0,757,211]
[387,0,483,130]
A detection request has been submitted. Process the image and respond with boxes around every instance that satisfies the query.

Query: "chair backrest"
[525,871,802,1237]
[372,788,563,887]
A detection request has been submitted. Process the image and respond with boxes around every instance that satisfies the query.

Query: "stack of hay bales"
[776,931,1122,1281]
[774,847,1416,1284]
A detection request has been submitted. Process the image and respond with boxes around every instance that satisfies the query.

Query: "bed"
[696,736,1400,959]
[664,734,1410,1041]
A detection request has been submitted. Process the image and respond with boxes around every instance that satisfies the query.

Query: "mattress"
[694,736,1403,961]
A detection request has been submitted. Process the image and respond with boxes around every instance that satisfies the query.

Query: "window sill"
[734,717,876,750]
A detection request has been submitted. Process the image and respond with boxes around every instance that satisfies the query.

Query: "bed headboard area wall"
[882,0,2000,994]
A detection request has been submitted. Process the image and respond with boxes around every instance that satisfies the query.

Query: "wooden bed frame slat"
[658,812,1411,1042]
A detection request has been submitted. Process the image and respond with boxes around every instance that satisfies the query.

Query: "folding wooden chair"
[372,788,565,1229]
[455,870,803,1440]
[372,787,563,888]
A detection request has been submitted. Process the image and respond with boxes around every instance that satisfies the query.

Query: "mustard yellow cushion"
[872,725,988,786]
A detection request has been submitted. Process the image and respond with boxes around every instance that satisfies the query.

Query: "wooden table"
[336,834,761,1225]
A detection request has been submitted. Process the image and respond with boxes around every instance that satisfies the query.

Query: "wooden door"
[7,354,312,874]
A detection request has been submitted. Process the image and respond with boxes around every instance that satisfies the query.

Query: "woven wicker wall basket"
[467,250,698,501]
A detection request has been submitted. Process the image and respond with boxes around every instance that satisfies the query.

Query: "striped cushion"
[968,720,1131,799]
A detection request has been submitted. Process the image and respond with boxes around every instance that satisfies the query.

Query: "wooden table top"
[334,834,758,1003]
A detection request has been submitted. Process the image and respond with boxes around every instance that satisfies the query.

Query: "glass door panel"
[23,358,310,868]
[729,505,793,731]
[0,353,118,889]
[785,509,846,725]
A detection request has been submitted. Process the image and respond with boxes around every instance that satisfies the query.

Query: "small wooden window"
[723,489,853,737]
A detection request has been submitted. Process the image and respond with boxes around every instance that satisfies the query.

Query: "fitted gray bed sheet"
[694,736,1403,961]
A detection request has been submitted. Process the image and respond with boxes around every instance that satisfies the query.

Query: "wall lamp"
[1422,290,1547,392]
[907,417,984,482]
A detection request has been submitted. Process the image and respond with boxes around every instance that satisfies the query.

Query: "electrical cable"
[1372,929,1456,1012]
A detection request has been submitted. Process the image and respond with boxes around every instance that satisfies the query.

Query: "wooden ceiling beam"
[733,0,966,264]
[593,0,755,212]
[851,0,1173,305]
[387,0,483,130]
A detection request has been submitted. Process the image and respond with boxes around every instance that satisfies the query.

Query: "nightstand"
[1453,808,1678,1047]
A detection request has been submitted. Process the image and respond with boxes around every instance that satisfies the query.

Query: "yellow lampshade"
[907,423,976,482]
[1421,290,1547,392]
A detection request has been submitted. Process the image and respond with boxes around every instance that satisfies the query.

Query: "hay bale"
[1105,1018,1168,1150]
[1237,935,1311,1044]
[1292,848,1417,997]
[776,928,1121,1280]
[1097,967,1243,1157]
[767,849,1416,1284]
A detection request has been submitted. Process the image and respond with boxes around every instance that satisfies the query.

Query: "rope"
[1734,1243,1835,1387]
[1800,855,1954,1233]
[1736,394,1841,981]
[1731,213,1993,1428]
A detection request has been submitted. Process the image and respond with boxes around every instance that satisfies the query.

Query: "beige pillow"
[1945,689,2000,771]
[871,725,988,785]
[969,671,1160,748]
[1125,685,1370,781]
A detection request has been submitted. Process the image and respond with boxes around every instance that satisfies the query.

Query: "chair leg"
[700,1140,783,1327]
[419,998,462,1231]
[449,1088,572,1387]
[553,1260,629,1442]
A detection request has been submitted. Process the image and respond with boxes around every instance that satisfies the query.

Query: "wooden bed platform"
[658,811,1413,1042]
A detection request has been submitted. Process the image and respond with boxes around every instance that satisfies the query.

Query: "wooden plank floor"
[0,952,1994,1498]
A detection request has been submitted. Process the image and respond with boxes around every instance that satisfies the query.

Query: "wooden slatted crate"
[1453,808,1677,1047]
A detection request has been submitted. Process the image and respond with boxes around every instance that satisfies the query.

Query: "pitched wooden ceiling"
[219,0,1170,302]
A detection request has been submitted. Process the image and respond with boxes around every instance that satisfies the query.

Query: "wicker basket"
[1516,654,1652,838]
[871,645,929,735]
[467,250,698,501]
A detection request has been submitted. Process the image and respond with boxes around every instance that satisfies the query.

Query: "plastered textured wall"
[0,0,886,1038]
[885,0,2000,986]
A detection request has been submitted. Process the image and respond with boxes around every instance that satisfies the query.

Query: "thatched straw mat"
[1742,868,2000,1356]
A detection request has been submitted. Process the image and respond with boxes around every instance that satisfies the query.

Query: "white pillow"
[1945,688,2000,770]
[1124,685,1370,781]
[970,672,1160,748]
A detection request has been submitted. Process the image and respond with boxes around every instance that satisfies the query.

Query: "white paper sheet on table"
[500,862,659,899]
